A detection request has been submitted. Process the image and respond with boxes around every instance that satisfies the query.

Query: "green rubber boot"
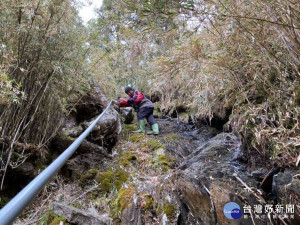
[132,120,145,133]
[147,123,159,135]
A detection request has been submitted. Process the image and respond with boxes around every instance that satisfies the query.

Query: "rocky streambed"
[10,92,300,225]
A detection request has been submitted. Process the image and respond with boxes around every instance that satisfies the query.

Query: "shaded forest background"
[0,0,299,188]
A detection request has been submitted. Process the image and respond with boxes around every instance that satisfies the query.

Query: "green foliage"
[96,169,129,192]
[79,169,99,187]
[128,133,145,143]
[157,155,171,167]
[164,133,180,142]
[38,210,69,225]
[163,203,177,219]
[0,0,97,177]
[144,195,154,210]
[142,139,165,151]
[90,0,300,167]
[0,70,25,104]
[120,124,138,139]
[111,187,135,218]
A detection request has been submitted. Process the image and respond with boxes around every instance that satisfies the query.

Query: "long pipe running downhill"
[0,100,113,225]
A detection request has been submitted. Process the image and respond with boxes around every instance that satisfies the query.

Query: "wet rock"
[14,162,34,176]
[223,121,232,132]
[121,204,143,225]
[275,171,293,186]
[49,94,120,181]
[83,100,122,148]
[177,178,216,224]
[176,132,265,225]
[260,167,283,194]
[64,115,77,129]
[251,168,268,180]
[272,171,294,203]
[52,100,121,151]
[63,126,83,138]
[52,202,112,225]
[120,107,134,124]
[290,179,300,195]
[51,132,111,158]
[73,83,109,123]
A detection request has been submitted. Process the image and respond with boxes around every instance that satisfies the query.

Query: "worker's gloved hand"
[119,98,130,107]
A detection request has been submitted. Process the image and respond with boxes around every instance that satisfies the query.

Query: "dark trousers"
[137,107,156,125]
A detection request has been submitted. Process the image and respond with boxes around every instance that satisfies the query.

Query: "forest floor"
[15,118,300,225]
[15,118,217,225]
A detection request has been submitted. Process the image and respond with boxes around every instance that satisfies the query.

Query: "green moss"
[114,170,129,190]
[178,112,189,122]
[163,203,177,219]
[112,188,135,218]
[128,133,145,143]
[156,205,163,214]
[153,109,163,118]
[142,139,165,150]
[96,169,129,192]
[158,155,171,167]
[164,133,180,142]
[121,124,137,136]
[127,154,137,161]
[50,217,68,225]
[70,201,84,210]
[38,210,69,225]
[162,166,169,172]
[118,157,130,167]
[158,154,177,167]
[79,169,99,187]
[144,195,154,210]
[117,151,138,167]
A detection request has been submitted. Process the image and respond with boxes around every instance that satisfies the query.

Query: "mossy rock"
[158,154,177,166]
[50,217,69,225]
[79,169,99,187]
[144,195,154,210]
[38,210,69,225]
[117,156,130,167]
[164,133,180,142]
[121,124,137,136]
[111,188,135,218]
[178,112,189,122]
[127,154,137,161]
[158,155,171,167]
[96,169,129,192]
[163,203,177,219]
[142,139,165,151]
[128,133,145,143]
[117,151,138,167]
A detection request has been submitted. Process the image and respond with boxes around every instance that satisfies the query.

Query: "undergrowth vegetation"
[74,123,177,222]
[0,0,103,187]
[90,0,300,167]
[0,0,298,195]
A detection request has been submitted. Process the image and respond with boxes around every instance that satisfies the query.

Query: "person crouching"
[119,86,159,135]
